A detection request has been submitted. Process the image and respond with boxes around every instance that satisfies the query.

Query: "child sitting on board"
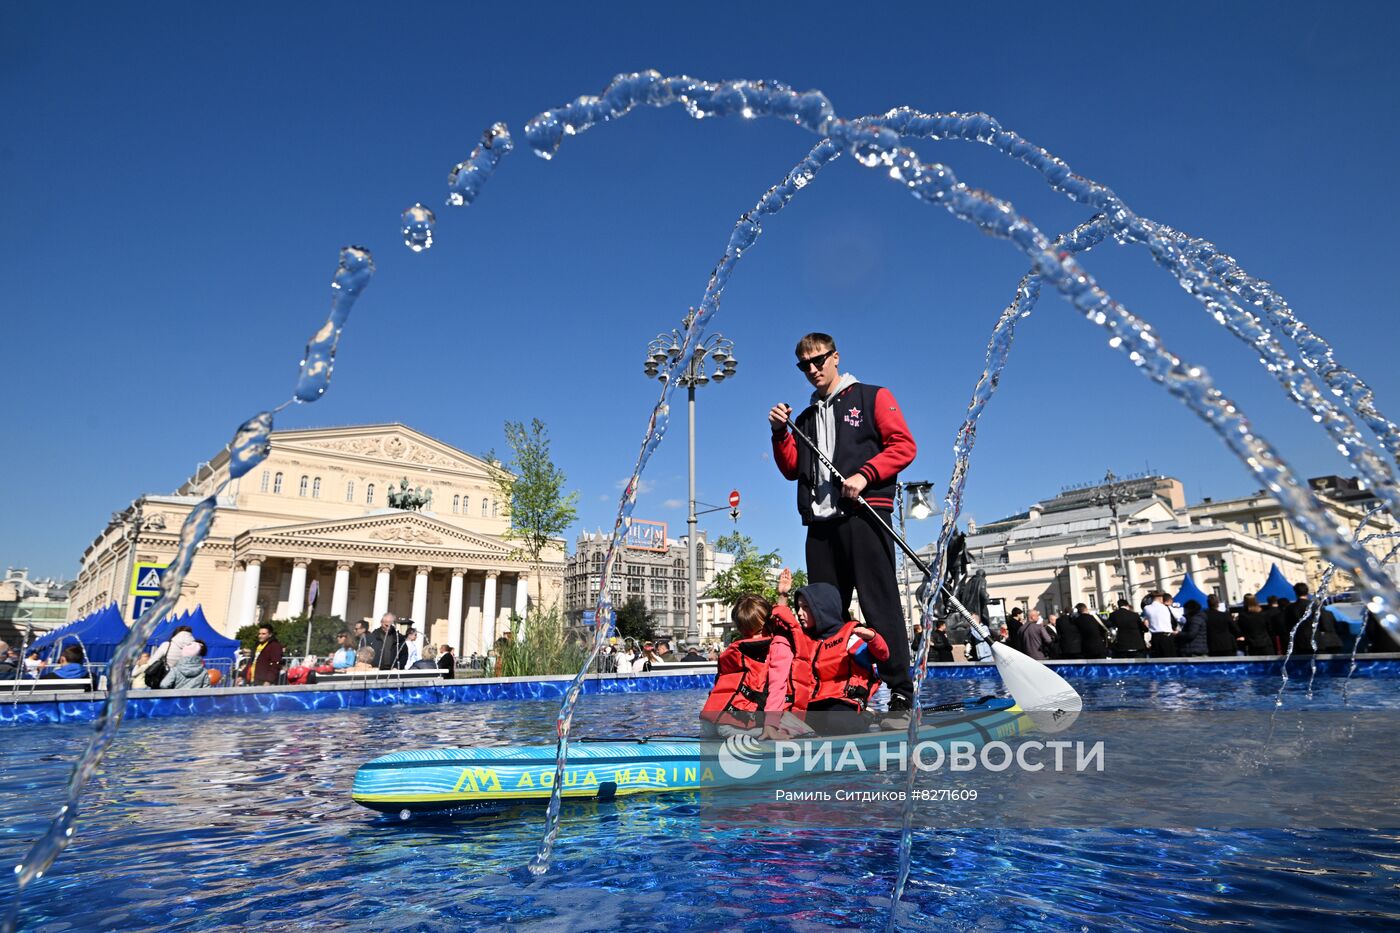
[785,582,890,736]
[700,593,777,738]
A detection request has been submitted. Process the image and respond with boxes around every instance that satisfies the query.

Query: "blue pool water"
[2,675,1398,931]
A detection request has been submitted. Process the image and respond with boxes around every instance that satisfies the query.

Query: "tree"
[704,533,807,605]
[615,596,657,642]
[487,419,579,609]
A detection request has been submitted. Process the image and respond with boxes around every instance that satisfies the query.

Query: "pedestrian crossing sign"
[131,562,169,596]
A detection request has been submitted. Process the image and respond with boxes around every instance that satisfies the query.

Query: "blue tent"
[145,605,240,666]
[1173,573,1210,610]
[144,610,189,648]
[30,604,131,665]
[29,610,90,656]
[1255,563,1297,602]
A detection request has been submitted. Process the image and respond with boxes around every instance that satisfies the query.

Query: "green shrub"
[497,607,591,677]
[236,616,345,655]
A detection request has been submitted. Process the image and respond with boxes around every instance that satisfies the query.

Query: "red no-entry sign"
[728,489,741,507]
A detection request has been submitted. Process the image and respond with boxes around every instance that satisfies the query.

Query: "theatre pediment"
[271,424,494,478]
[249,513,513,557]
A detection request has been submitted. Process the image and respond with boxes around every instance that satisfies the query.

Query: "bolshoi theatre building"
[67,424,564,656]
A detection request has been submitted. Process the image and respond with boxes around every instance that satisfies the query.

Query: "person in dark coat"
[928,619,954,663]
[1267,597,1294,653]
[1363,609,1400,653]
[1204,593,1242,656]
[1054,608,1083,660]
[437,644,455,679]
[368,613,404,670]
[1107,599,1147,658]
[1287,582,1343,654]
[243,624,284,685]
[1236,594,1274,655]
[1177,600,1209,657]
[1004,607,1024,652]
[1074,604,1108,659]
[1019,610,1055,661]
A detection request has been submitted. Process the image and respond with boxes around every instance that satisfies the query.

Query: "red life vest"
[700,636,772,727]
[788,620,879,713]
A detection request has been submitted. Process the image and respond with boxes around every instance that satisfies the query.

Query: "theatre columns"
[447,569,465,655]
[287,558,311,618]
[481,571,499,649]
[412,566,430,626]
[331,561,352,620]
[240,557,263,629]
[372,563,394,622]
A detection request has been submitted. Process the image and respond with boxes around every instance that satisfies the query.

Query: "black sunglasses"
[795,349,834,372]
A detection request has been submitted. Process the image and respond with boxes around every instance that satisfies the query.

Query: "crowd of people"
[597,638,720,673]
[0,640,95,686]
[963,581,1390,661]
[236,614,458,685]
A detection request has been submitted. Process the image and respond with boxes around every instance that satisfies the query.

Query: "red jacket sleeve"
[865,630,891,664]
[772,430,798,481]
[856,387,917,486]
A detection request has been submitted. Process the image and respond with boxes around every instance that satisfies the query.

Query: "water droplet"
[399,809,411,821]
[401,203,436,252]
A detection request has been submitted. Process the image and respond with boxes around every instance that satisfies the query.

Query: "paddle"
[783,414,1082,733]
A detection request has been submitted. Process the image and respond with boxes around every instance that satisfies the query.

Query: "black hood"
[795,582,846,639]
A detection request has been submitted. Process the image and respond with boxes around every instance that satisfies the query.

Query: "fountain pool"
[3,673,1397,931]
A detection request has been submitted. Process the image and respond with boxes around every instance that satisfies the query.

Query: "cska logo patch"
[843,407,862,428]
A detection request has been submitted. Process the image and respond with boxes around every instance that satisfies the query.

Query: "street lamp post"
[897,481,935,626]
[1090,469,1136,607]
[643,310,737,643]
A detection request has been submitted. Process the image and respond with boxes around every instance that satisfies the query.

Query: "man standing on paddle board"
[768,332,918,729]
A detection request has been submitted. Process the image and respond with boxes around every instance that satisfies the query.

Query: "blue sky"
[3,1,1398,580]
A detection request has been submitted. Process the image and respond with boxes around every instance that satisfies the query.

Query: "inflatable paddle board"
[353,696,1030,813]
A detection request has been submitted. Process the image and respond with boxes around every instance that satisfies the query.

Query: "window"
[273,472,283,494]
[482,499,488,516]
[345,481,355,502]
[462,495,469,514]
[492,500,499,518]
[312,477,321,498]
[366,483,375,505]
[260,471,270,493]
[299,475,309,497]
[452,495,460,513]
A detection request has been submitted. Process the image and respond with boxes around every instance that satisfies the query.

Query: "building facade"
[0,569,73,644]
[564,529,735,643]
[1186,475,1399,592]
[67,425,564,656]
[919,473,1335,617]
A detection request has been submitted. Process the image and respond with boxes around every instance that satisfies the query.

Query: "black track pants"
[804,508,913,701]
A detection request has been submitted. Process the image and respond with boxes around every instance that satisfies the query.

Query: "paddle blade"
[990,642,1082,734]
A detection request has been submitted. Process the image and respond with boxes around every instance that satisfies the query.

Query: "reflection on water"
[2,678,1397,930]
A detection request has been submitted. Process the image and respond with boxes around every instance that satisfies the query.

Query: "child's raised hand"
[777,567,792,595]
[851,626,877,642]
